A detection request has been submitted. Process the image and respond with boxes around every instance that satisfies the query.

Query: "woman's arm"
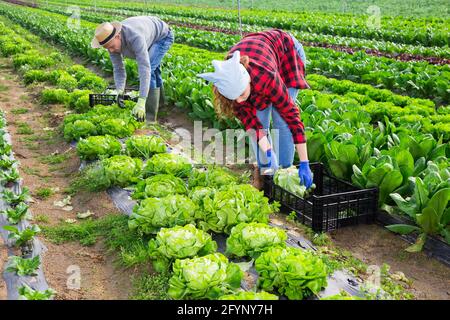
[296,142,309,162]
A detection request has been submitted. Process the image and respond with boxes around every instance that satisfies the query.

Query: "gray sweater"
[109,16,169,98]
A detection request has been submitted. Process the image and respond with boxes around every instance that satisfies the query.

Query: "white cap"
[197,51,250,100]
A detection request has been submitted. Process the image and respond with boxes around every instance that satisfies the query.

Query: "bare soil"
[330,224,450,300]
[0,60,132,299]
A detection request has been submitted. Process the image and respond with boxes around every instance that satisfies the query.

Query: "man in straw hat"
[91,16,174,122]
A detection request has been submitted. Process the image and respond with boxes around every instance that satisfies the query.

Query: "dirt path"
[0,59,132,300]
[0,242,7,300]
[330,224,450,300]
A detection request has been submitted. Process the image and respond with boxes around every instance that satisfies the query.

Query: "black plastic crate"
[263,162,378,232]
[89,87,138,107]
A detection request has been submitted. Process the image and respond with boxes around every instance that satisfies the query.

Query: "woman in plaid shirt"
[199,29,313,189]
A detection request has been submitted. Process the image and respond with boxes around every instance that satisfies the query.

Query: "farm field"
[0,0,449,303]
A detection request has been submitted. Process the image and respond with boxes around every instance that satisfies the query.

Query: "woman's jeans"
[250,33,306,168]
[149,29,174,89]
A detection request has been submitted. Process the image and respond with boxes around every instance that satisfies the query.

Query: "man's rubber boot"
[145,87,160,123]
[251,164,264,190]
[159,84,166,108]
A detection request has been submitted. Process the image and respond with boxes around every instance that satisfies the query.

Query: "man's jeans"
[250,33,306,168]
[149,29,174,89]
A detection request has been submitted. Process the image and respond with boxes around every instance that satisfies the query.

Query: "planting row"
[35,1,450,61]
[10,3,449,105]
[41,0,450,47]
[0,112,54,300]
[0,23,55,297]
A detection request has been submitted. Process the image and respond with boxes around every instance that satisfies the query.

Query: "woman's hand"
[298,160,313,188]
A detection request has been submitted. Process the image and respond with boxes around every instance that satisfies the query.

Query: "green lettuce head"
[226,222,287,258]
[148,224,217,272]
[198,184,278,234]
[129,194,198,234]
[255,246,328,300]
[168,253,243,300]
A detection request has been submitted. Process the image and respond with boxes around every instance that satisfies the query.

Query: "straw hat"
[91,21,122,49]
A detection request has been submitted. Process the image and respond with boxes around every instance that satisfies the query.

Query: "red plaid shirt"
[228,29,309,144]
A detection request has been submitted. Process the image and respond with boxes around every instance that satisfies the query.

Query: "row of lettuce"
[0,2,448,136]
[11,3,450,105]
[35,0,450,60]
[40,0,450,47]
[72,135,329,299]
[0,23,55,298]
[1,4,449,250]
[0,113,55,300]
[0,15,342,300]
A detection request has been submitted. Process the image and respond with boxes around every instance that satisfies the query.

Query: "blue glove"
[298,160,313,188]
[257,149,278,174]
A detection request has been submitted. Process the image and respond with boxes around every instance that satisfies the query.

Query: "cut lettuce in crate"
[198,184,279,234]
[219,290,279,300]
[76,135,122,160]
[226,222,287,258]
[168,253,243,300]
[188,166,240,189]
[274,166,316,198]
[125,134,167,159]
[129,194,198,234]
[255,246,328,300]
[143,153,192,178]
[104,89,139,100]
[148,224,217,272]
[131,174,187,200]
